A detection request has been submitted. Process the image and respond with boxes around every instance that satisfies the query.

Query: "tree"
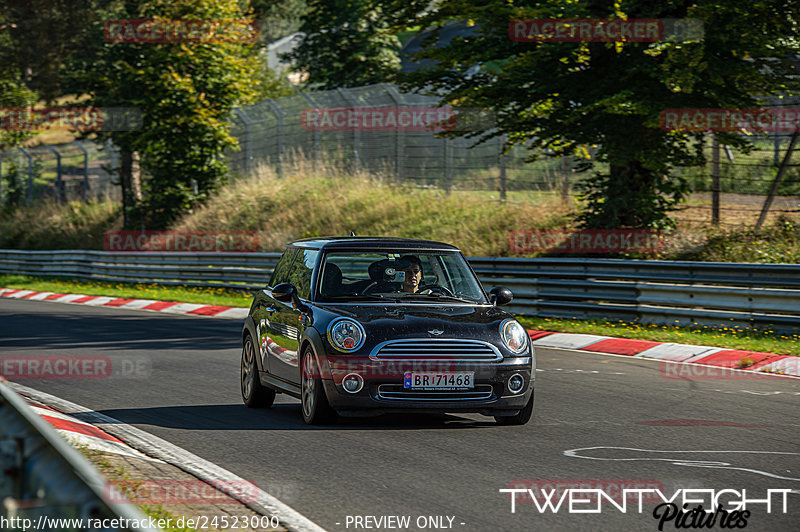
[81,0,259,228]
[251,0,309,44]
[0,0,108,104]
[383,0,800,229]
[285,0,401,89]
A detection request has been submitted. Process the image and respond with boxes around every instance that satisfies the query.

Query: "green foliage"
[1,161,25,209]
[0,0,105,103]
[251,0,309,43]
[285,0,401,89]
[383,0,800,229]
[82,0,260,228]
[0,10,39,149]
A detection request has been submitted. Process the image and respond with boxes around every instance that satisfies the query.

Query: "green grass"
[0,274,253,308]
[518,316,800,356]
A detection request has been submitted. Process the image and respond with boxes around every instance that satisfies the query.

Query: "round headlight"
[501,319,528,354]
[328,318,365,352]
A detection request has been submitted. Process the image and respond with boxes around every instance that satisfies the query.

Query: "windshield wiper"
[402,293,480,304]
[324,293,395,301]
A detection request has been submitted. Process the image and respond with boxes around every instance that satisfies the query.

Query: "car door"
[259,247,298,376]
[268,248,320,384]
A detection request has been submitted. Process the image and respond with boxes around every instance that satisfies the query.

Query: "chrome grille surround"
[368,339,502,363]
[376,384,495,402]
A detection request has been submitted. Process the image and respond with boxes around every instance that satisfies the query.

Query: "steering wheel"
[421,284,454,297]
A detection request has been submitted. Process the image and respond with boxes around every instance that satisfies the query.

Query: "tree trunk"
[119,150,142,227]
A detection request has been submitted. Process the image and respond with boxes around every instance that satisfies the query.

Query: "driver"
[398,255,424,293]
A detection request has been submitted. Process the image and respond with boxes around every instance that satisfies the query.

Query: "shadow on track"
[0,302,241,352]
[86,403,498,431]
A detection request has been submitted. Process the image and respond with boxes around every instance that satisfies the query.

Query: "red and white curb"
[23,397,163,462]
[529,330,800,378]
[13,383,327,532]
[0,287,248,319]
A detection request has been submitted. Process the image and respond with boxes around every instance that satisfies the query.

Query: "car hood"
[314,303,514,346]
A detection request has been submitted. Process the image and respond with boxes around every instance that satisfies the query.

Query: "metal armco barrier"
[1,250,799,331]
[0,379,160,531]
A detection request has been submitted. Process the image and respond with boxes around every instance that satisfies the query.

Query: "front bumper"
[320,355,533,416]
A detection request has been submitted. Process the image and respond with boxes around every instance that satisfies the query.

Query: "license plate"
[404,372,474,390]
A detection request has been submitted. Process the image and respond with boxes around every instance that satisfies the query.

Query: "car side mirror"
[489,286,513,306]
[272,283,296,303]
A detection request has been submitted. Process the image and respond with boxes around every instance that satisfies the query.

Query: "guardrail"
[0,378,160,531]
[1,250,799,331]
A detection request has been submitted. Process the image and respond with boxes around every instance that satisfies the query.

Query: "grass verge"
[0,274,253,308]
[3,273,797,356]
[517,316,800,356]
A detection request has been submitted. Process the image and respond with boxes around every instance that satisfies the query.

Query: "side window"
[286,249,320,299]
[269,248,298,287]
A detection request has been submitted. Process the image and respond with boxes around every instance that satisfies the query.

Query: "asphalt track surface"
[2,298,799,532]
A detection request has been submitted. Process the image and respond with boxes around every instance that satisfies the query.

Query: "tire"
[494,388,534,426]
[300,347,337,425]
[241,334,275,408]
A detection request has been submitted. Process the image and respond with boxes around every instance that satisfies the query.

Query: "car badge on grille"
[428,329,444,336]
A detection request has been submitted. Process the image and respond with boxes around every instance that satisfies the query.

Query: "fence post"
[711,136,720,225]
[498,135,507,202]
[265,100,284,177]
[383,84,406,180]
[299,92,320,170]
[443,138,453,194]
[756,129,799,230]
[337,88,360,173]
[72,141,89,202]
[234,108,252,176]
[18,147,33,205]
[560,156,570,203]
[45,145,64,202]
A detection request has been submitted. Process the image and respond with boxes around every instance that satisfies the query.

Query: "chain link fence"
[228,82,578,197]
[0,140,120,206]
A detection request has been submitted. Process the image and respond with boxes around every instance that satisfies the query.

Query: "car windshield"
[316,250,487,303]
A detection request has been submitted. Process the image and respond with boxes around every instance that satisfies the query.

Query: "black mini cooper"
[240,237,534,425]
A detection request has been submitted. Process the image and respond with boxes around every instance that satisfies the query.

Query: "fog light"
[508,373,524,394]
[342,373,364,393]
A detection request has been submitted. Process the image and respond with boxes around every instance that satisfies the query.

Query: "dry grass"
[0,199,121,249]
[173,160,573,256]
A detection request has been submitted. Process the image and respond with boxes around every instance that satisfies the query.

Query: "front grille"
[369,339,502,362]
[376,384,495,402]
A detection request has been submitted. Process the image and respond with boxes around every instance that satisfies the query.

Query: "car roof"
[289,236,461,252]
